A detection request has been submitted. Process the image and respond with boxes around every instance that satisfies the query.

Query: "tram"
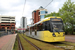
[26,16,65,42]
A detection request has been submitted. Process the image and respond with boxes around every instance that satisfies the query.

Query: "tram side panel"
[26,30,65,42]
[31,31,65,42]
[33,31,44,40]
[28,31,44,40]
[25,32,30,36]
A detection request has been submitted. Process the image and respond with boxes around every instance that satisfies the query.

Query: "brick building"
[32,6,48,24]
[0,15,16,34]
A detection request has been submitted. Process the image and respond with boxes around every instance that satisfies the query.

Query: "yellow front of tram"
[41,17,65,42]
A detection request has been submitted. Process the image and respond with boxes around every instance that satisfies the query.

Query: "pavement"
[65,35,75,43]
[0,34,17,50]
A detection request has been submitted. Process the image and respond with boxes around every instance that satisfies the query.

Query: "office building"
[20,17,27,32]
[0,15,16,33]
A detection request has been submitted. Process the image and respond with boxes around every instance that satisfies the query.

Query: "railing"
[0,31,13,37]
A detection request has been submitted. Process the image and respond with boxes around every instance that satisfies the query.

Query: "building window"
[6,25,10,26]
[11,20,15,21]
[1,19,10,21]
[1,22,10,23]
[10,17,15,19]
[34,11,36,12]
[45,11,48,13]
[7,27,9,29]
[2,27,5,29]
[38,12,40,15]
[40,11,45,14]
[12,25,14,26]
[40,15,45,21]
[1,25,5,26]
[11,22,15,23]
[1,17,10,18]
[11,27,15,29]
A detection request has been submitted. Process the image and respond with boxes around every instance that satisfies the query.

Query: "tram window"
[40,25,43,31]
[47,21,51,31]
[37,24,43,31]
[30,31,32,35]
[37,21,51,31]
[35,30,37,35]
[30,28,32,35]
[43,21,51,31]
[42,22,45,30]
[45,21,47,30]
[37,25,39,31]
[32,27,33,31]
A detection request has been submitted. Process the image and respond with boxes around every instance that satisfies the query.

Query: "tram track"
[22,35,41,50]
[60,42,75,46]
[17,35,24,50]
[18,34,75,50]
[65,41,75,43]
[21,34,73,50]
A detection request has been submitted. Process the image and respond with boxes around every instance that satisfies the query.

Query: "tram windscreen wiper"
[53,30,59,32]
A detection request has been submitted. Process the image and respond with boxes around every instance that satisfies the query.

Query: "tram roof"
[30,16,61,27]
[34,16,58,25]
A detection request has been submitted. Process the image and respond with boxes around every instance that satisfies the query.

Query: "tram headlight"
[52,33,56,37]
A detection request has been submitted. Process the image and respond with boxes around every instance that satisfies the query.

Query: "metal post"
[22,17,25,35]
[5,27,7,32]
[23,27,24,35]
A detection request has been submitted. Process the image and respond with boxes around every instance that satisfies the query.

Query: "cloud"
[0,0,75,28]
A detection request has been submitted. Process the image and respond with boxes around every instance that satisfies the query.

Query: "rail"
[22,36,41,50]
[17,35,24,50]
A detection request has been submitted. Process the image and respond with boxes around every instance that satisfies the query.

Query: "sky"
[0,0,75,28]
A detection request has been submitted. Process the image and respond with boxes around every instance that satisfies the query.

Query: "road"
[65,35,75,43]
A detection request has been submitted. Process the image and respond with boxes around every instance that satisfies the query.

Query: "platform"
[0,34,17,50]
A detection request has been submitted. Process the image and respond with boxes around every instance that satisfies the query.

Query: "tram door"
[29,27,30,35]
[35,25,37,36]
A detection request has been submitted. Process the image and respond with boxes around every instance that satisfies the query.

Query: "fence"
[0,31,13,37]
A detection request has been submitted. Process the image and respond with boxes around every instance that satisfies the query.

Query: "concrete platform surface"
[0,34,17,50]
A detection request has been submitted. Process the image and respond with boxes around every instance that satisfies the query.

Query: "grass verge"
[18,34,36,50]
[13,36,19,50]
[21,34,64,50]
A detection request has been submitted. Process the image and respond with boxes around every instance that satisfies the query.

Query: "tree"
[45,0,75,34]
[59,0,75,34]
[45,12,60,18]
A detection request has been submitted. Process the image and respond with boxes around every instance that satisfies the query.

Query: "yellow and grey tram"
[26,16,65,42]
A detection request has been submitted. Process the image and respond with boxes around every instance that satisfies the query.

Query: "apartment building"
[32,6,48,24]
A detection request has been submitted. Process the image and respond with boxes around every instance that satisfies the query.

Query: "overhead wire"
[45,0,53,8]
[22,0,26,16]
[21,0,26,35]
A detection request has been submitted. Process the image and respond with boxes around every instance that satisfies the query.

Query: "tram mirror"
[40,23,42,25]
